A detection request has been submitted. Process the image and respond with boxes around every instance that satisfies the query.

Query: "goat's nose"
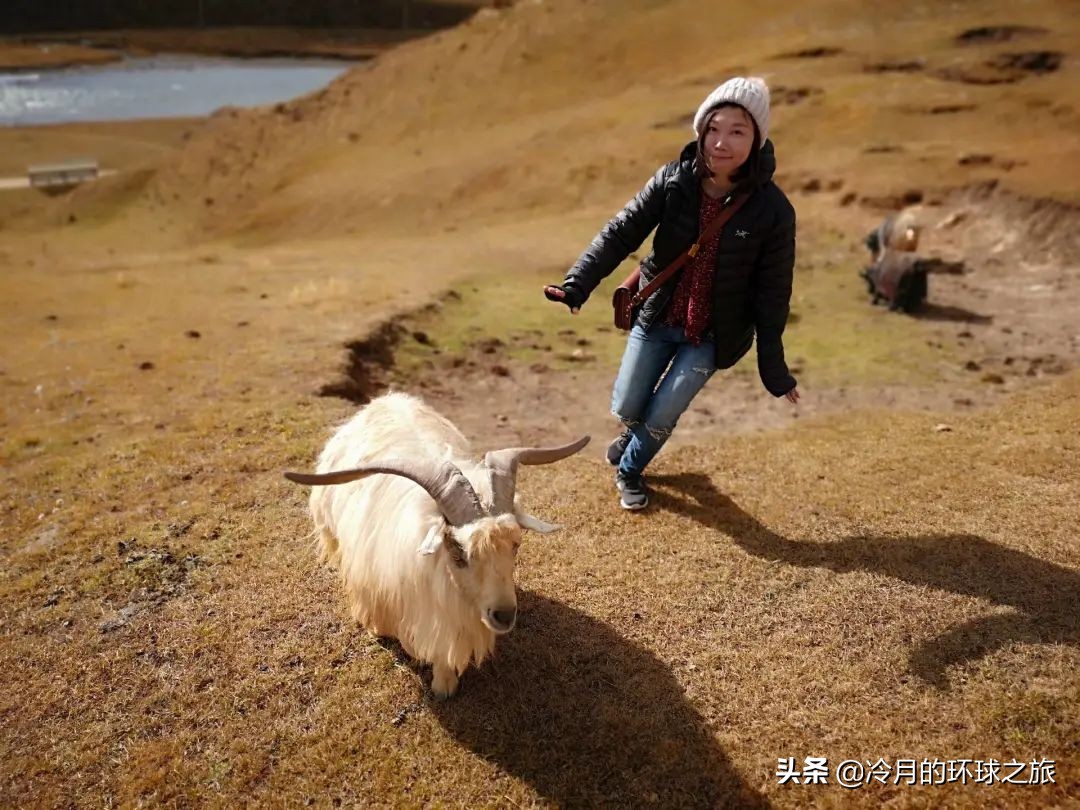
[492,607,517,629]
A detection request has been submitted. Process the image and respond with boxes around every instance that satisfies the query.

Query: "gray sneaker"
[606,430,632,466]
[615,472,649,510]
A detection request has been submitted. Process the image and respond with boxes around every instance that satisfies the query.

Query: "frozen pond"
[0,55,353,126]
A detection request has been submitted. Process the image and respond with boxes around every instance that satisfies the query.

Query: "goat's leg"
[430,662,460,700]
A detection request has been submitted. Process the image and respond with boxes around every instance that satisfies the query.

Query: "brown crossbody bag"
[611,192,749,331]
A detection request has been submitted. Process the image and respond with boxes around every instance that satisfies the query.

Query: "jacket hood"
[678,138,777,188]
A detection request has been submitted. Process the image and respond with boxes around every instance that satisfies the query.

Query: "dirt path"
[311,183,1079,465]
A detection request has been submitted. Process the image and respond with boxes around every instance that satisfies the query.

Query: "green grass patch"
[392,262,638,376]
[390,236,956,391]
[784,237,958,388]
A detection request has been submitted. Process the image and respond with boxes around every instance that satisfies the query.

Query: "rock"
[963,360,981,371]
[138,361,155,371]
[558,349,594,363]
[981,372,1005,384]
[185,329,201,339]
[492,365,511,377]
[988,50,1062,74]
[934,423,953,432]
[99,604,141,633]
[475,337,504,354]
[956,25,1048,44]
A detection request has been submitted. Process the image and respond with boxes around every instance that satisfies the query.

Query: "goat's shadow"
[648,472,1079,687]
[430,591,770,809]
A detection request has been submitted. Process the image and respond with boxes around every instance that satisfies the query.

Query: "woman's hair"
[693,103,763,190]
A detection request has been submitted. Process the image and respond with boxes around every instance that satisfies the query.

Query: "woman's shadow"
[430,591,771,809]
[648,472,1079,687]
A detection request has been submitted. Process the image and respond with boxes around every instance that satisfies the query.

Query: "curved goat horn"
[483,435,591,515]
[284,459,483,527]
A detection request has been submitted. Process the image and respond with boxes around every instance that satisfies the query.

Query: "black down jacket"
[561,139,797,396]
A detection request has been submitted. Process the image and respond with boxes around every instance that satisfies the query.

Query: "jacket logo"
[735,229,750,238]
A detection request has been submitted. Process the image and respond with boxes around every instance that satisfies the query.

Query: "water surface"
[0,55,353,126]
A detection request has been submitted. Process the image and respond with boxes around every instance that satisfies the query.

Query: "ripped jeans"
[610,323,717,477]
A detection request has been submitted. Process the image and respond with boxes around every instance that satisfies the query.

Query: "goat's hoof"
[430,667,459,700]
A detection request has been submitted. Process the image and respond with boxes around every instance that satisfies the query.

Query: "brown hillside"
[11,0,1078,250]
[1,0,1077,806]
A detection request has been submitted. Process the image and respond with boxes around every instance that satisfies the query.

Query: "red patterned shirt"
[662,190,724,344]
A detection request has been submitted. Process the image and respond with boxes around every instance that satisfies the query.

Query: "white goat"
[284,392,588,698]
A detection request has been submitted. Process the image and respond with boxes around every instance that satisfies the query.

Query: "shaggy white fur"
[302,392,570,698]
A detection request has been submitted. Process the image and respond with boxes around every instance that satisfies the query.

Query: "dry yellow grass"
[0,118,197,177]
[0,41,120,70]
[1,0,1078,806]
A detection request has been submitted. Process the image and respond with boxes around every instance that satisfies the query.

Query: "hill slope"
[1,0,1077,806]
[15,0,1079,249]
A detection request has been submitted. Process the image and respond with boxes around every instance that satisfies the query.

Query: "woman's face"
[702,106,755,179]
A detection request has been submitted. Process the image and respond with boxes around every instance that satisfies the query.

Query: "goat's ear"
[418,522,444,555]
[517,511,562,534]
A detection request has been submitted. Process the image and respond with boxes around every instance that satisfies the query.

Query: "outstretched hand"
[784,387,801,405]
[543,285,580,315]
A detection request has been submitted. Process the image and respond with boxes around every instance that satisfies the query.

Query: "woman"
[544,77,800,510]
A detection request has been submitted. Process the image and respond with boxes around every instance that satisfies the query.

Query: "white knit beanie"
[692,76,771,146]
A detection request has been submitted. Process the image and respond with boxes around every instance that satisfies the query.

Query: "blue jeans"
[610,323,717,477]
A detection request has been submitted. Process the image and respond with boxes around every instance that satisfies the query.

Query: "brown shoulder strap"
[631,192,750,307]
